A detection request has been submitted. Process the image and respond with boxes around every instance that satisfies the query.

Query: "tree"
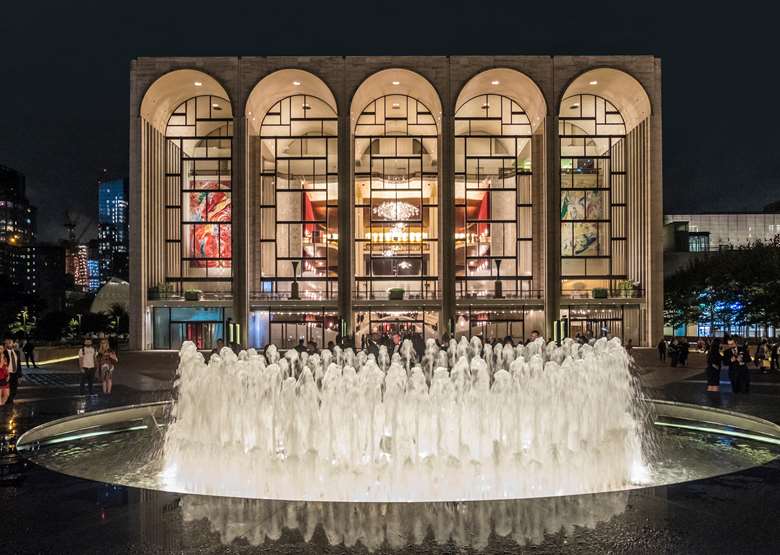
[665,237,780,334]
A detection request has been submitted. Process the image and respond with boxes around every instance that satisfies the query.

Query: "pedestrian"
[657,337,667,362]
[705,338,722,392]
[771,340,779,372]
[679,340,689,367]
[23,338,38,369]
[0,344,10,406]
[669,339,679,367]
[2,336,22,402]
[726,339,740,392]
[737,339,751,393]
[78,337,97,395]
[756,340,767,372]
[210,338,225,359]
[294,337,306,354]
[626,338,634,354]
[97,337,118,395]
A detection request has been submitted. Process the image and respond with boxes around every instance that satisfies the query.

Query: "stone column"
[439,102,455,338]
[648,59,664,346]
[232,114,249,347]
[129,113,144,351]
[337,83,353,336]
[545,115,561,339]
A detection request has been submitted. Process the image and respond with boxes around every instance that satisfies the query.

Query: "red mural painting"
[188,179,232,268]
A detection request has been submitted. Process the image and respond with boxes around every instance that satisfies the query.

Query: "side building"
[98,177,130,283]
[130,56,663,351]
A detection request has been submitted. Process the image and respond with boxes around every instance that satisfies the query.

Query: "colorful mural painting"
[187,179,232,267]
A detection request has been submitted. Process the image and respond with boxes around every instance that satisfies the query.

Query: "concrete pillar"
[337,77,353,336]
[648,59,664,346]
[129,114,144,351]
[233,113,249,347]
[544,115,561,339]
[439,85,455,338]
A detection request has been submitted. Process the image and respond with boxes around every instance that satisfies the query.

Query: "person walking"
[23,338,38,369]
[679,340,689,367]
[0,344,10,406]
[78,338,97,395]
[657,338,667,362]
[96,337,118,395]
[3,336,22,402]
[705,338,722,392]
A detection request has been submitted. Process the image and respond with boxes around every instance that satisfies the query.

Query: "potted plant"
[148,285,161,300]
[148,281,170,300]
[592,288,608,299]
[388,287,405,300]
[184,289,203,301]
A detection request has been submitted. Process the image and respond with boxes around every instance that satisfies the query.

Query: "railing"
[147,291,233,301]
[456,282,543,300]
[353,277,439,301]
[250,291,337,301]
[562,288,645,300]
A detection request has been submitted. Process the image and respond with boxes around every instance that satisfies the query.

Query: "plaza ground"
[1,347,780,553]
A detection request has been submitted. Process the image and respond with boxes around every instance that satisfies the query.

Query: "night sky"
[1,2,778,242]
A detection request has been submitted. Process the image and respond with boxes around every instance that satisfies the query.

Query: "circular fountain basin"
[16,399,780,502]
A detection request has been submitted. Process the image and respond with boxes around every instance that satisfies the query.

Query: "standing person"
[669,339,679,367]
[2,336,22,402]
[679,340,689,367]
[657,338,667,362]
[0,344,10,406]
[771,340,779,373]
[626,338,634,355]
[23,338,38,369]
[705,338,722,392]
[726,339,740,393]
[96,337,118,395]
[737,339,751,393]
[78,338,97,395]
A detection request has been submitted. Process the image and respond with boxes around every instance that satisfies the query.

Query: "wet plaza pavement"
[2,350,780,554]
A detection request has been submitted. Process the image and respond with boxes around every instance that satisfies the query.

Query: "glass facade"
[454,94,533,299]
[253,95,339,300]
[165,95,233,294]
[354,95,439,300]
[559,94,627,298]
[153,307,229,350]
[136,63,659,350]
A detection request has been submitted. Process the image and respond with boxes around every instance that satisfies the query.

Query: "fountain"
[162,336,649,501]
[14,335,780,551]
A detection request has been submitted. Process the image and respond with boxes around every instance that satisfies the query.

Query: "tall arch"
[351,69,442,345]
[139,69,234,350]
[452,68,547,342]
[558,68,652,344]
[244,70,340,349]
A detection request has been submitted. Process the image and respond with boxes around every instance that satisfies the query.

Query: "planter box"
[184,291,203,301]
[148,289,161,301]
[388,289,405,300]
[592,288,608,299]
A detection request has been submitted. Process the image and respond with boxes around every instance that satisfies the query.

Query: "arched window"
[559,93,626,298]
[454,93,533,298]
[255,94,338,300]
[354,94,439,301]
[165,94,233,291]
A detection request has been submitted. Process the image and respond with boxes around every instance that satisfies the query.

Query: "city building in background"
[97,177,129,282]
[0,164,37,291]
[663,210,780,338]
[130,56,663,351]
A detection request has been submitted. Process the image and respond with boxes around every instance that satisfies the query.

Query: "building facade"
[0,164,37,292]
[130,56,663,351]
[98,177,130,283]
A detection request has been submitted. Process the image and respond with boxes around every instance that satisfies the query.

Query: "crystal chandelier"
[372,201,420,221]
